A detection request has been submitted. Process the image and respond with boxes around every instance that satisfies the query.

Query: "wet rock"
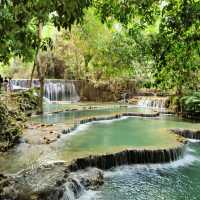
[62,128,70,134]
[0,103,23,152]
[15,90,38,112]
[68,147,184,171]
[0,163,104,200]
[171,128,200,140]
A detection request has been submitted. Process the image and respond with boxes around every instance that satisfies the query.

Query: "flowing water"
[1,109,200,174]
[137,96,167,110]
[33,106,152,124]
[11,79,80,102]
[1,105,200,200]
[96,142,200,200]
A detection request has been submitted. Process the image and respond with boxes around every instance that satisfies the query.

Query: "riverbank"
[0,106,194,200]
[0,90,38,152]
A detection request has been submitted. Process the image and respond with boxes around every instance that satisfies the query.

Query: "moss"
[13,89,39,112]
[0,90,39,152]
[0,103,23,152]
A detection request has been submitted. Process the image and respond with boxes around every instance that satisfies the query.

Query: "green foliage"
[0,103,22,152]
[0,0,91,64]
[94,0,160,26]
[94,0,200,93]
[149,0,200,93]
[16,89,38,112]
[53,8,137,83]
[181,92,200,112]
[1,0,200,98]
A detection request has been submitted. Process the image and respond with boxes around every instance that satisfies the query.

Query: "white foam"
[72,123,91,134]
[59,116,129,142]
[104,148,199,178]
[94,116,128,124]
[188,139,200,143]
[78,190,101,200]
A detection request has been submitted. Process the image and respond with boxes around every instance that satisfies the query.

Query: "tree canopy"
[0,0,200,98]
[0,0,90,63]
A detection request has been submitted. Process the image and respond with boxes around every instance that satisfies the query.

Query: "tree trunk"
[176,85,183,114]
[36,22,44,114]
[29,60,36,88]
[38,77,44,113]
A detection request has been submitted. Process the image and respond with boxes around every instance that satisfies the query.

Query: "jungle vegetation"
[0,0,200,113]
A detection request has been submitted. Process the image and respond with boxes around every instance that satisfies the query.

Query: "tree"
[0,0,90,113]
[53,8,134,83]
[95,0,200,95]
[149,0,200,95]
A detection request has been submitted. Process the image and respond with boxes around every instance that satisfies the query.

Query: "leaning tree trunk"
[29,60,36,88]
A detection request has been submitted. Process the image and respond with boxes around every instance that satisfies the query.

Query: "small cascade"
[137,96,167,110]
[68,146,184,171]
[171,128,200,140]
[0,164,103,200]
[62,177,84,200]
[11,79,80,102]
[11,79,40,90]
[44,80,80,102]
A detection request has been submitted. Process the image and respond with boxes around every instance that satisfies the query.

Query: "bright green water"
[1,108,200,174]
[32,106,151,124]
[57,115,199,161]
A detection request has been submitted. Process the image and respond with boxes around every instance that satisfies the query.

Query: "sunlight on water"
[95,143,200,200]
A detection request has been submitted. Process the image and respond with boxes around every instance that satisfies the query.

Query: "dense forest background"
[0,0,200,112]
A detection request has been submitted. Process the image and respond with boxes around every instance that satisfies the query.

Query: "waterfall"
[137,96,167,110]
[62,177,84,200]
[68,146,184,171]
[11,79,80,102]
[11,79,40,90]
[44,80,80,102]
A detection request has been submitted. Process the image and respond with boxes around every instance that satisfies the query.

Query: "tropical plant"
[181,92,200,113]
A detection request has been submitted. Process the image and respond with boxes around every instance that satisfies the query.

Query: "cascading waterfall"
[68,147,184,171]
[137,96,167,110]
[0,165,103,200]
[44,80,80,102]
[62,177,84,200]
[11,79,40,90]
[11,79,80,102]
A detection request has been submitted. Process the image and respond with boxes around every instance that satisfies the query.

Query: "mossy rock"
[0,103,23,152]
[14,89,39,112]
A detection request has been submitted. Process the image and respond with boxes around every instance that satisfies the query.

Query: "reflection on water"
[97,143,200,200]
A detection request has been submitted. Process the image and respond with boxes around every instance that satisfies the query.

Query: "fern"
[181,92,200,112]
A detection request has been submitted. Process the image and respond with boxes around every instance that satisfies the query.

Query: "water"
[58,117,180,158]
[137,96,167,110]
[32,106,152,124]
[1,106,200,199]
[44,79,80,102]
[1,111,199,174]
[11,79,80,102]
[96,142,200,200]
